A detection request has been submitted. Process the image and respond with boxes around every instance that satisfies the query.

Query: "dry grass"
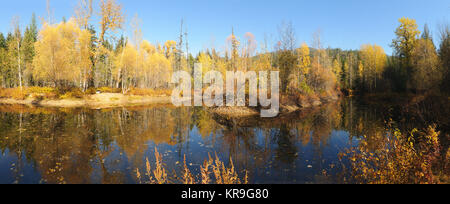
[182,155,195,184]
[128,88,172,97]
[153,148,168,184]
[137,148,248,184]
[211,106,259,118]
[210,154,247,184]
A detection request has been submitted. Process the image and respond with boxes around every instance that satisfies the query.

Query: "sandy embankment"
[0,93,172,108]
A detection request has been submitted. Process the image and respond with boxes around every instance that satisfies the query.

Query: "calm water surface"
[0,98,447,184]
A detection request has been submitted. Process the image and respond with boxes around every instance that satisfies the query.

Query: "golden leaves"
[99,0,125,42]
[359,44,387,91]
[33,19,92,85]
[392,17,421,59]
[342,126,443,184]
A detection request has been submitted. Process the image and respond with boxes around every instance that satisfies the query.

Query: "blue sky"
[0,0,449,55]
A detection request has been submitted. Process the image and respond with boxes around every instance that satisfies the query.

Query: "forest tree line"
[0,0,449,97]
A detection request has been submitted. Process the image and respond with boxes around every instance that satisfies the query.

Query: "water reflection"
[0,97,446,184]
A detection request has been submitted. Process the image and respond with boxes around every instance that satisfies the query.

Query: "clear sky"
[0,0,449,55]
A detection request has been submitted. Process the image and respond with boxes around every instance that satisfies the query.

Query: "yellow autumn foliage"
[33,19,92,87]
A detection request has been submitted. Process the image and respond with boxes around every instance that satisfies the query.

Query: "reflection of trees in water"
[339,98,387,150]
[273,124,298,165]
[0,105,194,183]
[0,108,99,183]
[0,101,366,183]
[211,102,344,171]
[1,96,444,183]
[341,96,449,154]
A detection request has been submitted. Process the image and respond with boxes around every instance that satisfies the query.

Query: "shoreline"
[209,93,341,118]
[0,91,342,118]
[0,93,172,109]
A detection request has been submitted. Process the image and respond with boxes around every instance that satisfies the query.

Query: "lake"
[0,97,447,184]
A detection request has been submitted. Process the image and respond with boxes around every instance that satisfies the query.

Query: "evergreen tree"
[22,13,38,85]
[438,24,450,93]
[0,33,6,49]
[0,33,8,87]
[422,24,432,41]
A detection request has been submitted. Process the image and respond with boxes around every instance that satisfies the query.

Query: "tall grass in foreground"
[339,124,449,184]
[136,148,248,184]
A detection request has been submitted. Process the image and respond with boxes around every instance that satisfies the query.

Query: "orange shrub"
[97,87,122,94]
[27,87,55,94]
[85,88,97,95]
[0,88,28,100]
[340,125,445,184]
[27,87,57,99]
[59,88,84,99]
